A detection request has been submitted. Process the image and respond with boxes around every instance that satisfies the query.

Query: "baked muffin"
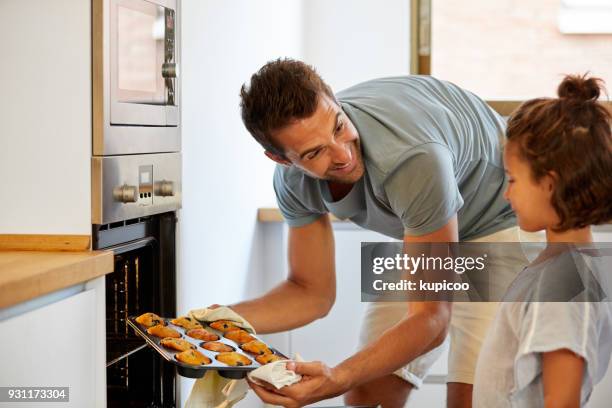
[136,312,164,328]
[160,337,195,352]
[224,329,255,345]
[186,328,220,342]
[209,320,240,333]
[147,324,181,339]
[255,354,284,365]
[215,352,252,367]
[175,349,211,366]
[170,316,203,330]
[201,341,234,353]
[240,340,271,356]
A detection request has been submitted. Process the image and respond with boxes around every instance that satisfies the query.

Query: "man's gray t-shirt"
[273,75,515,241]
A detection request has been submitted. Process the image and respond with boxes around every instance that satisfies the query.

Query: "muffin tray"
[127,316,287,379]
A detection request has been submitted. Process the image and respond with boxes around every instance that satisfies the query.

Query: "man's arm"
[542,349,584,408]
[230,214,336,334]
[249,215,458,407]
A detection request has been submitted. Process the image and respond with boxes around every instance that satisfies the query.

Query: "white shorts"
[357,227,545,387]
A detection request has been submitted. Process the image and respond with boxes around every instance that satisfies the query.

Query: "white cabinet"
[0,0,91,235]
[0,277,106,408]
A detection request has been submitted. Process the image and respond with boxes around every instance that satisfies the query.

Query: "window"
[411,0,612,114]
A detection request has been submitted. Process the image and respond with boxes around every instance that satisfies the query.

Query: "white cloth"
[185,371,249,408]
[189,306,255,332]
[248,355,304,390]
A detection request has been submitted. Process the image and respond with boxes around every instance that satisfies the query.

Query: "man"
[231,58,518,407]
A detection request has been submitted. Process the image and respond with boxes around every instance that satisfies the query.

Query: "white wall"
[302,0,411,92]
[0,0,91,234]
[178,0,303,404]
[179,0,303,312]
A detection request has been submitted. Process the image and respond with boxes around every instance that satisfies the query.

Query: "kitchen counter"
[0,250,113,308]
[258,207,343,223]
[257,208,612,232]
[0,249,109,407]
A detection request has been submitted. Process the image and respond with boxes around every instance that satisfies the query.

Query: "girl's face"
[503,142,560,232]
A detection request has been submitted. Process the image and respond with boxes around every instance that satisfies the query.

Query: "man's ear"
[264,150,292,166]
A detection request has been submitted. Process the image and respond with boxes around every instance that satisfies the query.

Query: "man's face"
[503,143,558,232]
[269,95,365,184]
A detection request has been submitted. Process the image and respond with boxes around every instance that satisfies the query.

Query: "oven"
[92,154,181,407]
[93,213,177,407]
[93,0,180,156]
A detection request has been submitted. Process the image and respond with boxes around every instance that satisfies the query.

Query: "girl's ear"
[544,171,558,193]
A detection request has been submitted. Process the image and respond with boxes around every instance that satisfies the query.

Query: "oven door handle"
[107,237,157,255]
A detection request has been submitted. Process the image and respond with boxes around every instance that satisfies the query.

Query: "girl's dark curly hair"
[506,73,612,232]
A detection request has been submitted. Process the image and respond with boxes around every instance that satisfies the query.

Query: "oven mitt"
[185,306,254,408]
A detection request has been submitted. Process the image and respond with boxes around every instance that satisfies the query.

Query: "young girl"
[473,74,612,407]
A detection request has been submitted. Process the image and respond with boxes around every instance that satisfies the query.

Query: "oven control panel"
[138,165,153,205]
[92,153,182,224]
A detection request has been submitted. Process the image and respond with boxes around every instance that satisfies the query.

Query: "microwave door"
[116,1,166,105]
[109,0,179,127]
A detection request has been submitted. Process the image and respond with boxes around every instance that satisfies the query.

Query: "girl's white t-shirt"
[474,247,612,407]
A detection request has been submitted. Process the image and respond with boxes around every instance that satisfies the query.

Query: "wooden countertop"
[257,208,612,232]
[258,207,343,223]
[0,250,114,309]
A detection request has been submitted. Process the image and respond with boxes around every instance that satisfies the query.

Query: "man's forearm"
[334,302,450,390]
[230,279,334,333]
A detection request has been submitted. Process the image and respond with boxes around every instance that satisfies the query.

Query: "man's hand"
[248,361,350,408]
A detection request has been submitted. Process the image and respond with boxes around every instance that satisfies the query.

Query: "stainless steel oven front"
[93,1,181,405]
[93,0,180,155]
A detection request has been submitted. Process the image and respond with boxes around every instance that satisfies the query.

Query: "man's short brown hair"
[239,58,336,158]
[506,73,612,232]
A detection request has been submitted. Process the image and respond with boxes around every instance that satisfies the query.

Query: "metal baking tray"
[127,316,287,379]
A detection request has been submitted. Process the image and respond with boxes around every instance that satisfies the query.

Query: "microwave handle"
[162,63,177,106]
[162,62,177,79]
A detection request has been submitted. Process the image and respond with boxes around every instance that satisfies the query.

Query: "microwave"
[93,0,180,156]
